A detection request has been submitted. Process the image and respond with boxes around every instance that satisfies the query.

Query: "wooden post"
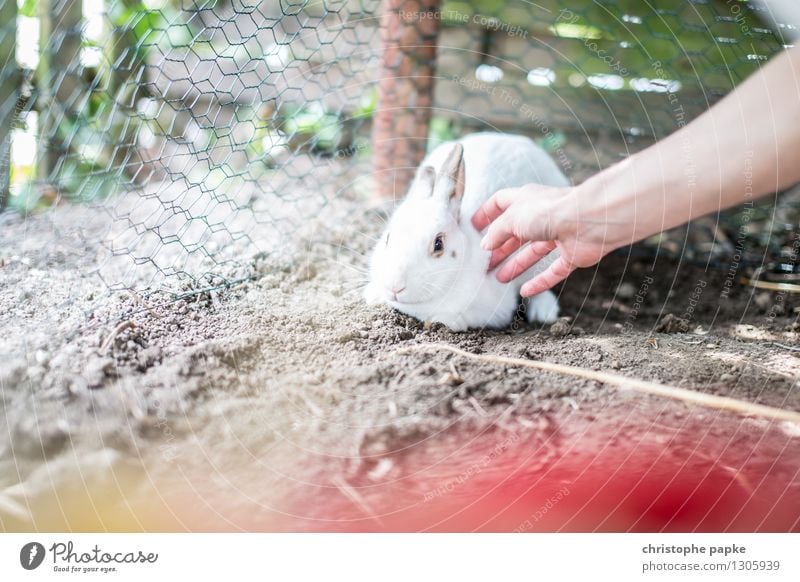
[104,0,146,183]
[372,0,441,200]
[0,0,18,209]
[37,0,83,186]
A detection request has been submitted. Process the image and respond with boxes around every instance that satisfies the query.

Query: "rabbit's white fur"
[365,132,569,331]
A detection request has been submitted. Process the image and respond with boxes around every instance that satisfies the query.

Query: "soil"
[1,192,799,532]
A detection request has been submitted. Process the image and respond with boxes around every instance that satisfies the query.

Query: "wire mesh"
[0,0,798,301]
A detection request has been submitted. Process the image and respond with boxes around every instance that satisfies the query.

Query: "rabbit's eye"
[432,233,445,257]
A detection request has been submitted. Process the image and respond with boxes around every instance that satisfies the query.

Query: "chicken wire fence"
[0,0,798,301]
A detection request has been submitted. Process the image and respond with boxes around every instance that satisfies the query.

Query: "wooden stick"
[744,278,800,293]
[331,476,384,526]
[98,320,136,354]
[398,343,800,424]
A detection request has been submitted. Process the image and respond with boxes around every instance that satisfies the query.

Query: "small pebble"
[549,318,572,337]
[616,282,636,299]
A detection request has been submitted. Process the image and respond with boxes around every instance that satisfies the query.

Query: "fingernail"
[480,237,491,250]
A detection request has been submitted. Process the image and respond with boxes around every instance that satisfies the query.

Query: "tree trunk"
[371,0,442,200]
[37,0,83,187]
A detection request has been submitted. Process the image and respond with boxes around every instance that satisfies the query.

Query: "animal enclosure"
[2,1,800,533]
[1,0,797,299]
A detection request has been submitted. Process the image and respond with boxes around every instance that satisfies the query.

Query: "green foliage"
[19,0,36,18]
[442,0,781,88]
[15,0,200,210]
[353,86,377,120]
[280,102,343,152]
[7,180,46,213]
[427,117,459,151]
[536,130,566,153]
[107,1,192,61]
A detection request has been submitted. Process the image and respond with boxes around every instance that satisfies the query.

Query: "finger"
[481,208,523,251]
[520,255,574,297]
[496,241,557,282]
[487,236,522,270]
[471,188,522,231]
[480,211,517,251]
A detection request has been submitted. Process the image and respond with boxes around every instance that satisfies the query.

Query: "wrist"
[560,161,639,251]
[573,152,678,248]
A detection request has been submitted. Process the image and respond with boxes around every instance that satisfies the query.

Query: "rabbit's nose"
[385,284,406,301]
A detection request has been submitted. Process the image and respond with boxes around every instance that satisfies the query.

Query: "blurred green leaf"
[428,117,458,151]
[19,0,36,18]
[353,86,377,120]
[536,130,566,153]
[281,102,344,152]
[549,22,605,40]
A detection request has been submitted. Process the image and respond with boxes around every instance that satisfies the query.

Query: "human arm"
[472,45,800,297]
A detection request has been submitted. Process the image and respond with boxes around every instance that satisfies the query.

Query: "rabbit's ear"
[408,166,436,198]
[437,143,465,208]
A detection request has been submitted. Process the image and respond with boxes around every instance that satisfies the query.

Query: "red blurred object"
[270,412,800,532]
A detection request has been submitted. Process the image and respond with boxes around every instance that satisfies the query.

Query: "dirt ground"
[1,192,799,532]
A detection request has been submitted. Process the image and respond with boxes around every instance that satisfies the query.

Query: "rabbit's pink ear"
[439,143,465,205]
[408,165,436,198]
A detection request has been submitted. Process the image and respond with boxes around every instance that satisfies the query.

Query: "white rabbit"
[365,132,569,332]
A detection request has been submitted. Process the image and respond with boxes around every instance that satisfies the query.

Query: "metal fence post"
[0,0,18,210]
[372,0,441,200]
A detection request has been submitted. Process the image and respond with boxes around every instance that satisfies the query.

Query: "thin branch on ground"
[98,320,136,354]
[768,342,800,352]
[398,343,800,424]
[331,476,384,526]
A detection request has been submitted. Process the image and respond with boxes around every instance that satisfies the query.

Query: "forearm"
[571,45,800,249]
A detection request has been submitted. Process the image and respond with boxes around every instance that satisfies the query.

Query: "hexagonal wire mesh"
[1,0,798,309]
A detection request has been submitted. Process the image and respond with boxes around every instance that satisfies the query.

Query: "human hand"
[471,184,617,297]
[471,47,800,298]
